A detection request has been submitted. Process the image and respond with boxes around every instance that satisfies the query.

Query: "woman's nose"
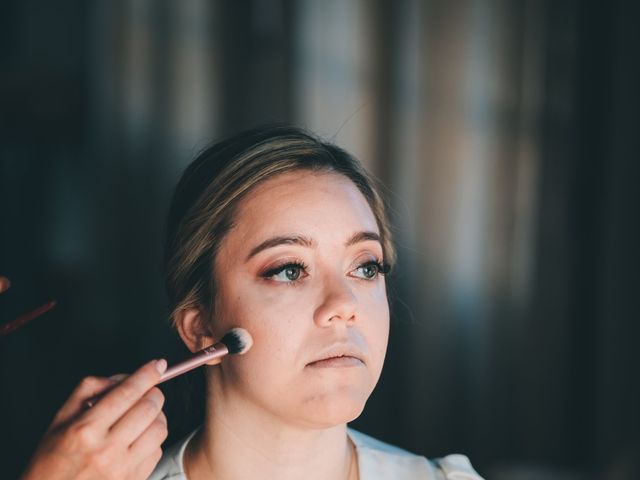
[313,276,358,327]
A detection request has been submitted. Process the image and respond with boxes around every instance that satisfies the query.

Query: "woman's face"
[209,170,390,428]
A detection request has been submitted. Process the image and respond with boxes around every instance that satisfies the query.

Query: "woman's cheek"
[234,290,305,348]
[249,284,315,320]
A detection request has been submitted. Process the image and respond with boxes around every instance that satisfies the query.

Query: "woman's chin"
[294,388,370,429]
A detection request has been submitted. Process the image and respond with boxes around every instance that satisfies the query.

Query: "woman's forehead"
[223,170,380,251]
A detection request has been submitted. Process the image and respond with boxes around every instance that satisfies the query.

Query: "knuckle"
[141,387,164,407]
[149,386,165,403]
[152,417,169,442]
[79,376,100,390]
[68,422,99,450]
[153,414,167,430]
[140,398,161,417]
[158,421,169,440]
[158,411,168,425]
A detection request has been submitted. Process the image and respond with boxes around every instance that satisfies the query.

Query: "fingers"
[132,443,164,480]
[109,387,164,444]
[86,359,167,428]
[22,362,170,480]
[128,411,168,479]
[0,276,10,293]
[51,376,117,428]
[129,410,168,459]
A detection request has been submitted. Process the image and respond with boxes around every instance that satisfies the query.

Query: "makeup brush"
[159,327,253,383]
[84,328,253,408]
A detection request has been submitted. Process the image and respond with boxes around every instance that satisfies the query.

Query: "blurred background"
[1,1,639,478]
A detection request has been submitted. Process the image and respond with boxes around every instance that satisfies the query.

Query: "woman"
[21,126,483,479]
[153,126,483,479]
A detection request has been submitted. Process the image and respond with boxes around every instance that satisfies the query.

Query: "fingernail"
[155,359,167,375]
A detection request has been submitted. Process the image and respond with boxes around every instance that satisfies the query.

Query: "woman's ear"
[174,308,223,365]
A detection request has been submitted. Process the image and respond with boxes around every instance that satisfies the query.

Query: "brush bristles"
[220,328,253,355]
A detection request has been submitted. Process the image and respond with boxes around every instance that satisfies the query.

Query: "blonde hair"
[165,125,395,326]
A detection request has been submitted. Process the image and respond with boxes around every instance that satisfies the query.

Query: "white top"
[149,428,484,480]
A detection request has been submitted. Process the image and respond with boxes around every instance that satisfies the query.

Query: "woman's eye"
[352,261,387,280]
[262,263,307,283]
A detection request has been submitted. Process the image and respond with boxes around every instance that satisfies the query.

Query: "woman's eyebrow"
[345,231,381,247]
[246,235,315,261]
[245,231,381,262]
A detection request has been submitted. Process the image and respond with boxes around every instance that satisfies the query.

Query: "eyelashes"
[261,261,309,283]
[350,260,390,280]
[259,259,391,285]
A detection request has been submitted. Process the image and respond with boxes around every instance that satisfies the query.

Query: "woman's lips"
[306,343,366,368]
[306,355,364,368]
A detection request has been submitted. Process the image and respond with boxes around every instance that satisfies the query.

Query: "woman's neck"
[184,389,358,480]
